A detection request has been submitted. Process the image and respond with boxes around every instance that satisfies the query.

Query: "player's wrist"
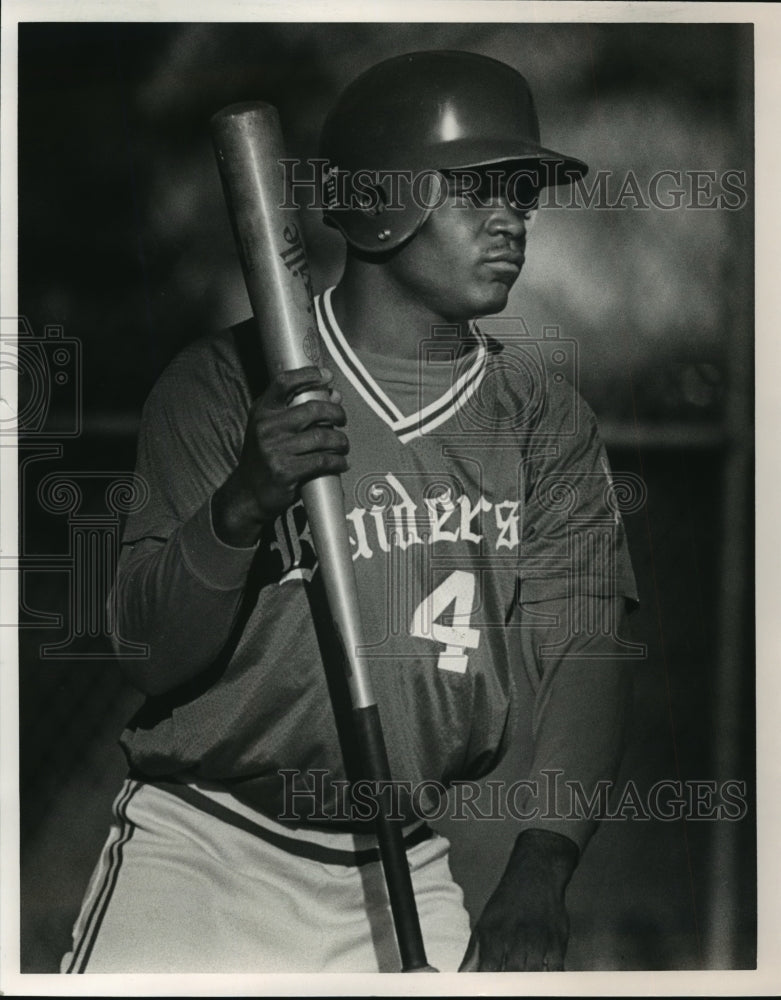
[211,471,267,547]
[510,829,579,894]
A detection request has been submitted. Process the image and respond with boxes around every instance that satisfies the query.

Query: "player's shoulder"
[145,318,268,413]
[480,332,597,440]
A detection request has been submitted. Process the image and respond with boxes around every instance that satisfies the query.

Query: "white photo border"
[1,2,777,996]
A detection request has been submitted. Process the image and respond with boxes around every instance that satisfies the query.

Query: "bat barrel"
[211,102,319,376]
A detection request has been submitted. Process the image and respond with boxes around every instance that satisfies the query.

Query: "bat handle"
[353,705,438,972]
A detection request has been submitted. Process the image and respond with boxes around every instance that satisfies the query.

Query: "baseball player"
[62,50,638,974]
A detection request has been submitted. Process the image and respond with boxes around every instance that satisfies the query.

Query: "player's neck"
[331,261,470,361]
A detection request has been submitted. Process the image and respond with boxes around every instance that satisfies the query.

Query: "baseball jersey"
[116,286,638,849]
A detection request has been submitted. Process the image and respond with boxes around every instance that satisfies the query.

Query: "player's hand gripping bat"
[211,102,437,973]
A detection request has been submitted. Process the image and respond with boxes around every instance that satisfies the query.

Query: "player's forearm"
[113,498,256,696]
[527,655,632,852]
[521,597,634,852]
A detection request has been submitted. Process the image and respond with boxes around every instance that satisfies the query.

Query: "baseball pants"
[61,777,472,973]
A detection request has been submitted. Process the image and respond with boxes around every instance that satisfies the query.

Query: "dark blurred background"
[16,21,754,972]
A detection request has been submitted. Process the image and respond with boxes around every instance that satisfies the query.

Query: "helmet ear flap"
[323,169,446,254]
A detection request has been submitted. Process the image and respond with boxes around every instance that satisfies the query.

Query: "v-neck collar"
[315,286,487,445]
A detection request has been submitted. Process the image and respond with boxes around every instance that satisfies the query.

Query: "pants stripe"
[65,780,140,973]
[153,780,433,867]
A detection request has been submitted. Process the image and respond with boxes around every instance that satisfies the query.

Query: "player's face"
[385,168,537,322]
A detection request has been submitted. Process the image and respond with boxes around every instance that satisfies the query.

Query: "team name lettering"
[270,473,520,584]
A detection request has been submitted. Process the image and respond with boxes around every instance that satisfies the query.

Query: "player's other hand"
[213,366,348,546]
[458,829,578,972]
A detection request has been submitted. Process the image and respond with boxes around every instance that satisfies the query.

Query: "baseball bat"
[211,102,436,973]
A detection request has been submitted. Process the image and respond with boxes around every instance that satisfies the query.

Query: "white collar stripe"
[316,287,487,445]
[393,334,486,432]
[318,291,404,423]
[396,352,486,443]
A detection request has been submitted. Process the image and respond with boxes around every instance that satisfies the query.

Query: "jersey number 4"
[410,570,480,674]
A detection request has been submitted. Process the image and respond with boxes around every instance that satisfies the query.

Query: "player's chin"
[473,280,515,316]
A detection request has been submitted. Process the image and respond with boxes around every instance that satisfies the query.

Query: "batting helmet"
[319,50,588,253]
